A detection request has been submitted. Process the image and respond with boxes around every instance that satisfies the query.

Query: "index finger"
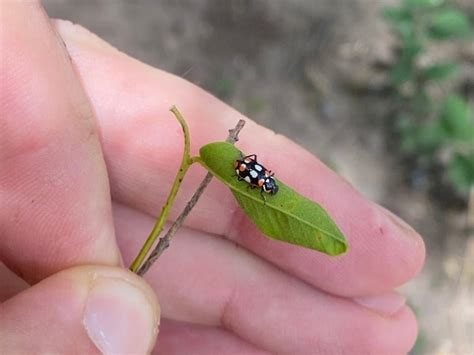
[55,20,425,297]
[0,4,120,283]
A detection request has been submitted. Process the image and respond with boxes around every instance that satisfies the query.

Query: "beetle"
[234,154,279,202]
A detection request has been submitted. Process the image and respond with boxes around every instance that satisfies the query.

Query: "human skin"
[0,2,425,354]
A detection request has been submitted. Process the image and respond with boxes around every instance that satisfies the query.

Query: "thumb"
[0,266,160,354]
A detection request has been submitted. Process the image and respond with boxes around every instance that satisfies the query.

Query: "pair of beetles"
[234,154,279,201]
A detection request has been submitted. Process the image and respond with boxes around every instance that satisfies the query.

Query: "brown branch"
[137,119,246,276]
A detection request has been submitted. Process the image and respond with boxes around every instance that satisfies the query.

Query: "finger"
[54,20,425,296]
[0,2,120,283]
[0,265,159,354]
[156,319,267,355]
[114,203,417,354]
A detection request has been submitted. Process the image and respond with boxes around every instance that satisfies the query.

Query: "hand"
[1,2,425,354]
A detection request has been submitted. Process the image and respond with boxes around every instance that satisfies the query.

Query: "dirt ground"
[44,1,474,354]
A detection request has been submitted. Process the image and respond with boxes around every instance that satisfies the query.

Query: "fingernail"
[83,277,158,354]
[354,291,406,317]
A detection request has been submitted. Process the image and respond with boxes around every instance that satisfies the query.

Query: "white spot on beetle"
[250,170,258,178]
[254,164,263,171]
[244,176,251,183]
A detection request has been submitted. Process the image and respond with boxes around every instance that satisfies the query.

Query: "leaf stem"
[189,156,202,164]
[136,119,246,276]
[129,106,191,273]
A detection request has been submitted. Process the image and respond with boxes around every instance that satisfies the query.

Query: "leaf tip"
[328,241,349,256]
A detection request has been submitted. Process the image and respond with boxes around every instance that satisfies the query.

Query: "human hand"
[1,2,159,354]
[1,2,425,354]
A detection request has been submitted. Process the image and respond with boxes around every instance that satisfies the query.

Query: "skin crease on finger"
[53,18,425,297]
[114,202,418,354]
[0,262,29,301]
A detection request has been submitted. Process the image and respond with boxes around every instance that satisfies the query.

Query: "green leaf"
[199,142,348,255]
[416,123,446,152]
[383,7,414,38]
[448,153,474,193]
[390,42,422,85]
[397,117,419,153]
[404,0,444,8]
[438,95,474,141]
[428,9,472,39]
[391,62,414,85]
[383,7,413,24]
[422,62,458,81]
[397,117,445,155]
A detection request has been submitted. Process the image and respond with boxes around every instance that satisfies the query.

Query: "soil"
[44,1,474,354]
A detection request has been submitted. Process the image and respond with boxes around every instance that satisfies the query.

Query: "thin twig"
[137,119,246,276]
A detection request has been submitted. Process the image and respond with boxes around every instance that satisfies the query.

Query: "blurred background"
[44,1,474,354]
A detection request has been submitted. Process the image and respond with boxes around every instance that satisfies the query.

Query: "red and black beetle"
[234,154,279,201]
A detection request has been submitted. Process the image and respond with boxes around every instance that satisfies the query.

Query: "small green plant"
[383,0,474,196]
[130,107,348,275]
